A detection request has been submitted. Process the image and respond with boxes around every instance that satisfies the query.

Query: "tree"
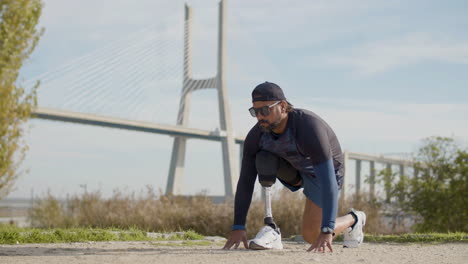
[378,136,468,232]
[0,0,43,199]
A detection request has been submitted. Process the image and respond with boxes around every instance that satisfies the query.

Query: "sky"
[8,0,468,199]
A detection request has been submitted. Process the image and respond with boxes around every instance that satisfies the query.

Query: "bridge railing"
[343,151,415,198]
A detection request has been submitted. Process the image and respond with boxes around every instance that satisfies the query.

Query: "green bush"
[377,136,468,232]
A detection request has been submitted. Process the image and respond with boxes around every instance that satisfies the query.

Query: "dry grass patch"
[29,187,406,238]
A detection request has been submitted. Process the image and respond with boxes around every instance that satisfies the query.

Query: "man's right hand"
[222,229,248,250]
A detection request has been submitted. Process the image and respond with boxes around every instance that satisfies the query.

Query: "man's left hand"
[307,233,333,253]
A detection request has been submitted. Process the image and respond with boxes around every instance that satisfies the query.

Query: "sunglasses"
[248,101,281,117]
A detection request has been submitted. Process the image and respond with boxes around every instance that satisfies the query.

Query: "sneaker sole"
[249,241,269,250]
[249,241,283,250]
[343,240,360,248]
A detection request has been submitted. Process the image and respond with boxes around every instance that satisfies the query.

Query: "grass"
[363,232,468,243]
[20,186,467,241]
[0,224,206,245]
[27,187,398,238]
[321,232,468,244]
[2,224,465,245]
[165,230,204,241]
[3,186,464,247]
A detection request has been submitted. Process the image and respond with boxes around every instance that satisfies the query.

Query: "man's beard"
[258,118,282,133]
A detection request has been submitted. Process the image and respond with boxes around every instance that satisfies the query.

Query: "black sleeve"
[233,125,261,226]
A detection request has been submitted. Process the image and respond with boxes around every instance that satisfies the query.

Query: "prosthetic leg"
[259,174,278,230]
[255,150,301,230]
[249,151,283,250]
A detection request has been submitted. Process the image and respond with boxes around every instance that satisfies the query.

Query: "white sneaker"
[343,209,366,248]
[249,225,283,250]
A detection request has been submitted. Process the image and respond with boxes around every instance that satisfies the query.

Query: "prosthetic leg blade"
[248,186,283,250]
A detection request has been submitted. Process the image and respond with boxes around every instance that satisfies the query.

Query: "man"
[223,82,366,252]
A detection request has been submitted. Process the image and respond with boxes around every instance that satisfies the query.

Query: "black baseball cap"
[252,81,289,103]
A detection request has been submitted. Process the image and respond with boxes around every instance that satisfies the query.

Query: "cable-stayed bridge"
[27,23,182,122]
[28,1,241,198]
[26,0,413,199]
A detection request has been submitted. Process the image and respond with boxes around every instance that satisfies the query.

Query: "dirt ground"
[0,240,466,264]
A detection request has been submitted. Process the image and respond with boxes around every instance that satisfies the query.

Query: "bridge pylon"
[166,0,238,197]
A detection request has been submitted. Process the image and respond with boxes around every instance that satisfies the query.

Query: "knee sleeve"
[255,150,278,187]
[256,150,302,187]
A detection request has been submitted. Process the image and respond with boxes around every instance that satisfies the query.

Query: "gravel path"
[1,241,466,264]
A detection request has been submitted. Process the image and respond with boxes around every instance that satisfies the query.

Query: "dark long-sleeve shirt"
[234,108,344,229]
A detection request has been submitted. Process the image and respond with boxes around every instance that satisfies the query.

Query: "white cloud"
[40,0,180,27]
[322,33,468,75]
[291,97,468,152]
